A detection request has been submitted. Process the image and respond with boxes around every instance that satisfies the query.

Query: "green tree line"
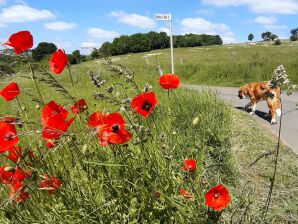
[93,31,223,58]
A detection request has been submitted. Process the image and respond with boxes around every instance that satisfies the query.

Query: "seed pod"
[4,166,15,172]
[82,144,88,154]
[192,117,199,126]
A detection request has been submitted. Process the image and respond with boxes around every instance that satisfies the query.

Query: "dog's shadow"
[235,107,271,122]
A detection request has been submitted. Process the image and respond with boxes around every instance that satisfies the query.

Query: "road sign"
[155,14,172,21]
[155,13,174,74]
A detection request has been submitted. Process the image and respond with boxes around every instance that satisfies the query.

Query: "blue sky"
[1,0,298,54]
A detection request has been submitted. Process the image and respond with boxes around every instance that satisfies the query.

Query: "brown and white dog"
[238,81,281,124]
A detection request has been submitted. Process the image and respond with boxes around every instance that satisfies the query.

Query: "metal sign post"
[155,13,174,74]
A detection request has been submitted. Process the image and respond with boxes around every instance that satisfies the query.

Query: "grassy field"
[0,42,298,223]
[98,40,298,87]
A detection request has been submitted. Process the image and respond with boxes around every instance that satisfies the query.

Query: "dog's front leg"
[249,98,256,115]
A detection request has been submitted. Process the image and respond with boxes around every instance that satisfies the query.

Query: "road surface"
[183,84,298,154]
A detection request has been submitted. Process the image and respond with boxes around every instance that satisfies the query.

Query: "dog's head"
[238,85,248,99]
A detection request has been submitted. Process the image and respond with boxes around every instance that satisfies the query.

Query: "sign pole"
[169,16,174,74]
[155,13,174,74]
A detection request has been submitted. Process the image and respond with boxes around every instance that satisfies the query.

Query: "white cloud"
[158,27,170,35]
[181,17,237,43]
[110,11,156,29]
[202,0,298,14]
[196,9,215,16]
[43,21,77,31]
[263,24,288,30]
[0,4,55,23]
[80,42,101,49]
[254,16,276,25]
[87,27,119,40]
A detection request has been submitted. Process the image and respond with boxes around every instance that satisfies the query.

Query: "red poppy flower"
[182,159,196,172]
[179,188,192,199]
[39,175,61,194]
[70,99,88,114]
[0,166,14,184]
[159,74,180,89]
[4,146,22,163]
[0,117,19,153]
[45,140,56,149]
[49,49,68,74]
[11,167,31,184]
[87,112,132,146]
[205,184,230,211]
[130,92,158,118]
[8,181,29,203]
[41,101,75,139]
[87,112,106,128]
[5,31,33,54]
[0,82,20,101]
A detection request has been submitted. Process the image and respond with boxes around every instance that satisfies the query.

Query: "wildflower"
[130,92,158,118]
[9,181,29,203]
[45,140,57,149]
[0,117,19,153]
[182,159,196,172]
[0,166,15,184]
[205,184,230,211]
[39,175,61,194]
[87,112,132,146]
[4,31,33,54]
[159,74,180,89]
[270,65,289,87]
[49,49,68,74]
[41,101,75,139]
[179,188,192,199]
[4,146,22,163]
[70,99,88,114]
[0,82,20,101]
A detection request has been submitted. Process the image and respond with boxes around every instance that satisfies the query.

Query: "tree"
[261,31,272,41]
[270,34,278,41]
[70,50,81,64]
[32,42,57,61]
[248,33,254,42]
[290,27,298,41]
[90,49,100,59]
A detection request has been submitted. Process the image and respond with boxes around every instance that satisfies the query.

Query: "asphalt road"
[183,84,298,154]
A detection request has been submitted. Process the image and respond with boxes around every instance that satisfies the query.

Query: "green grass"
[1,44,298,223]
[95,40,298,87]
[0,60,237,223]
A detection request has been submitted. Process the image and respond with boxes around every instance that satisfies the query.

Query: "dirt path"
[183,84,298,154]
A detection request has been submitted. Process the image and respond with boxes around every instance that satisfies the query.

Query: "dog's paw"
[249,111,255,115]
[271,120,277,125]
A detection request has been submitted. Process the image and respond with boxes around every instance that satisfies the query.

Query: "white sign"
[155,14,171,21]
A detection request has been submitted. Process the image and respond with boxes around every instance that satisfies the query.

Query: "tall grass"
[0,57,236,223]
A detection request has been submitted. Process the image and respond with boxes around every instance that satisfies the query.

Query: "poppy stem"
[263,97,283,219]
[67,65,77,100]
[27,52,44,106]
[167,89,170,99]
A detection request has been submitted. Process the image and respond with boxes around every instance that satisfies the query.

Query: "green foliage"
[273,39,282,45]
[248,33,254,41]
[261,31,278,41]
[97,32,222,57]
[290,27,298,41]
[68,50,82,65]
[32,42,57,61]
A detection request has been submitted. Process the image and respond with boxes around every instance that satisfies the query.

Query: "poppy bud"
[172,131,177,135]
[192,117,199,126]
[82,144,88,154]
[20,106,26,111]
[4,166,15,172]
[35,104,40,110]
